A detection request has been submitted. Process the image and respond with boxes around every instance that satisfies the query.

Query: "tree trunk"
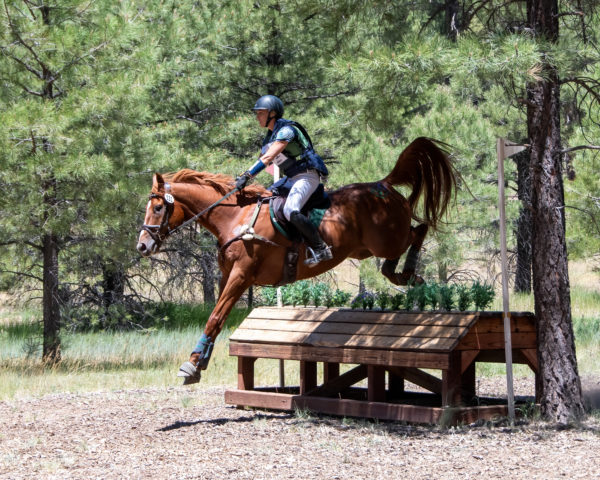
[527,0,584,423]
[102,263,125,308]
[200,250,217,304]
[513,149,532,293]
[42,233,61,363]
[444,0,460,41]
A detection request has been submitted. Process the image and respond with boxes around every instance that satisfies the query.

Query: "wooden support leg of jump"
[442,352,462,407]
[461,362,476,402]
[368,365,386,402]
[238,357,256,391]
[388,370,405,399]
[300,361,317,394]
[324,362,340,383]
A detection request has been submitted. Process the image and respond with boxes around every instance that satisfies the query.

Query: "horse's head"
[136,173,184,256]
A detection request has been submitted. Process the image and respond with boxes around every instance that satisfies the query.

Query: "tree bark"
[102,263,125,308]
[513,149,532,293]
[444,0,460,41]
[527,0,584,423]
[42,234,61,363]
[200,250,217,304]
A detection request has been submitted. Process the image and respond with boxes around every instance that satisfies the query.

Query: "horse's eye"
[154,204,163,213]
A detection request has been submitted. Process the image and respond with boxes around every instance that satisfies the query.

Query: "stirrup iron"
[304,245,332,266]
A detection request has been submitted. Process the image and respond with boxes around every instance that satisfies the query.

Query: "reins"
[142,183,283,251]
[169,186,241,236]
[141,184,239,244]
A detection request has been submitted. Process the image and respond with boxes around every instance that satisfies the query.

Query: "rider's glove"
[235,172,252,190]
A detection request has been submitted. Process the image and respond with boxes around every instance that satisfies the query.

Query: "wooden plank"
[224,389,444,424]
[469,317,536,334]
[456,331,537,350]
[307,365,367,397]
[442,405,512,426]
[230,328,458,352]
[368,366,386,402]
[236,318,467,339]
[229,342,451,369]
[244,307,477,327]
[387,366,443,394]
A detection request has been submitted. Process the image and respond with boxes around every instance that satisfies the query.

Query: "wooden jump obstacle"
[225,307,538,425]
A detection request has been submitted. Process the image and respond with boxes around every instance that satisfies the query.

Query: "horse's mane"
[162,168,269,197]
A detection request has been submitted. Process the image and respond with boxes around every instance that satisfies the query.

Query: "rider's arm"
[259,140,289,165]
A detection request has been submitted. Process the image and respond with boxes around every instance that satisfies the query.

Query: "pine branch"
[3,1,48,77]
[560,145,600,154]
[0,269,43,282]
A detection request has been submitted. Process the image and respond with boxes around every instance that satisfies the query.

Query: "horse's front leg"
[178,266,253,385]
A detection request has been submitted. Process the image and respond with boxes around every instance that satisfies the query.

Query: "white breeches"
[283,170,321,221]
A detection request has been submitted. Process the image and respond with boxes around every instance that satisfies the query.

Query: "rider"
[235,95,333,266]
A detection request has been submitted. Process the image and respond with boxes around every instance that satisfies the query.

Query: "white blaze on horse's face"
[136,197,167,257]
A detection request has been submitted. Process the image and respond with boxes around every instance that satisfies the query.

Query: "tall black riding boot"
[289,211,333,266]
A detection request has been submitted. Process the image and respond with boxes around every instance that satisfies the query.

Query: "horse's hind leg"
[382,223,428,286]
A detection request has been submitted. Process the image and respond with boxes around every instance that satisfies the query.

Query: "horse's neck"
[173,182,235,236]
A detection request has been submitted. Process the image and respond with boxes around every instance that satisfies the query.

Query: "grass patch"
[1,286,599,401]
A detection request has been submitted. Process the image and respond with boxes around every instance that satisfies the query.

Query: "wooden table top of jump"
[229,307,536,354]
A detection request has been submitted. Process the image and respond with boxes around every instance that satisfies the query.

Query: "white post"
[274,164,285,388]
[497,138,516,422]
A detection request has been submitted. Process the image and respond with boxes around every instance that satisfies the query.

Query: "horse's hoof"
[177,361,201,385]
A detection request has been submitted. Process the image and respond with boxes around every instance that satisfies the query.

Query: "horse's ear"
[153,173,165,190]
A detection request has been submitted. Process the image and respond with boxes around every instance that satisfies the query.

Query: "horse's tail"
[382,137,457,230]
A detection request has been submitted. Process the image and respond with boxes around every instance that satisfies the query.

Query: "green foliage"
[456,284,473,312]
[1,0,599,354]
[439,284,456,311]
[471,282,496,311]
[573,316,600,345]
[351,291,375,310]
[375,290,390,310]
[258,282,351,308]
[390,292,405,311]
[347,282,494,312]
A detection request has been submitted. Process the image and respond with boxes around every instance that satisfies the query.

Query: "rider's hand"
[235,172,251,190]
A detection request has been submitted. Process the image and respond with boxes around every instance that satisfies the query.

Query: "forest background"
[1,1,599,422]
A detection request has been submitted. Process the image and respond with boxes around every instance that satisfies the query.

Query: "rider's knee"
[284,205,299,222]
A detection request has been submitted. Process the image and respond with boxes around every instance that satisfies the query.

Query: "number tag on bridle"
[164,193,174,204]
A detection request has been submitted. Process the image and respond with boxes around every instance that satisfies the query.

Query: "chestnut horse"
[137,137,457,384]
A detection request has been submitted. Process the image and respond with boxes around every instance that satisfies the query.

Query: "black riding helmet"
[251,95,284,123]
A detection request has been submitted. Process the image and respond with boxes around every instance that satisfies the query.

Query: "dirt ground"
[1,377,600,480]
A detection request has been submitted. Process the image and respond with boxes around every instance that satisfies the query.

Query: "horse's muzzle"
[136,239,158,256]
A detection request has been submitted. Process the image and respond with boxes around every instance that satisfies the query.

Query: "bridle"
[140,183,176,245]
[140,182,241,248]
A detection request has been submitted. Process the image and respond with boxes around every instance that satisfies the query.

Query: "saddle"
[268,179,331,242]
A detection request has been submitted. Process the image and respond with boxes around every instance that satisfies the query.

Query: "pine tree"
[0,1,166,359]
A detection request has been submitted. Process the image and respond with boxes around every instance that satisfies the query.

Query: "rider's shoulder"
[275,124,297,142]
